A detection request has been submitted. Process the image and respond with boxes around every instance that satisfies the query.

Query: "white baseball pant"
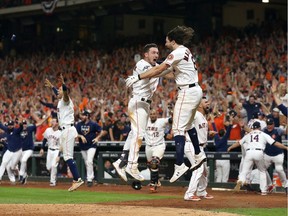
[81,148,96,182]
[60,126,78,161]
[0,149,22,182]
[215,159,230,183]
[19,149,33,178]
[46,149,60,184]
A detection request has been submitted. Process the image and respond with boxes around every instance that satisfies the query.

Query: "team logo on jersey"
[167,54,174,60]
[81,125,90,135]
[20,130,28,139]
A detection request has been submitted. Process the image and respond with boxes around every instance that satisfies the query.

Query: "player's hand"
[58,73,65,84]
[44,79,53,88]
[79,135,87,143]
[39,149,44,156]
[92,137,99,144]
[125,75,140,88]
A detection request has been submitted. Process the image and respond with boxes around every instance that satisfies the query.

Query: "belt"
[49,148,59,151]
[246,148,263,151]
[59,124,74,130]
[178,83,198,90]
[141,98,152,104]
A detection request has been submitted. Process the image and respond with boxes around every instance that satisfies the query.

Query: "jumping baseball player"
[144,109,172,192]
[40,117,61,186]
[184,98,214,201]
[263,117,288,193]
[112,43,159,182]
[19,111,51,184]
[0,120,23,184]
[45,74,87,191]
[125,26,204,183]
[228,121,288,195]
[76,110,102,187]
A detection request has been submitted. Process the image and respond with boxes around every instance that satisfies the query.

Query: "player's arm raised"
[227,140,240,152]
[59,73,69,102]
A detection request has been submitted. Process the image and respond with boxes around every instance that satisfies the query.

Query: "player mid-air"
[125,26,204,183]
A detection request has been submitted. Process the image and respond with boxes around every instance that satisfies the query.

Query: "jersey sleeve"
[164,49,182,66]
[264,133,276,145]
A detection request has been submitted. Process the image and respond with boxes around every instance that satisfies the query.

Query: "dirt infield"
[1,181,287,216]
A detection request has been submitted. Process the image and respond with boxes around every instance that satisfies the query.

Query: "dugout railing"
[0,140,287,190]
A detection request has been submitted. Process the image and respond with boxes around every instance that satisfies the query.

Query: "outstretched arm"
[45,79,58,96]
[59,73,69,102]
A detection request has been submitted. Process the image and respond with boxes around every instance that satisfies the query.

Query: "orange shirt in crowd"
[229,123,242,140]
[35,124,49,141]
[213,113,225,131]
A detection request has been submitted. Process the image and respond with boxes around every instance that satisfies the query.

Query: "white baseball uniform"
[184,111,209,198]
[125,59,159,170]
[43,127,61,185]
[57,98,78,161]
[238,130,277,193]
[144,117,170,161]
[164,45,203,136]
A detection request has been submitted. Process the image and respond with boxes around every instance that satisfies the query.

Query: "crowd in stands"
[0,22,287,146]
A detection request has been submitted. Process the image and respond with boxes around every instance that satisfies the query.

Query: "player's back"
[165,45,198,86]
[242,130,274,150]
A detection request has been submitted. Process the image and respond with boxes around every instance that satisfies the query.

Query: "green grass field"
[0,187,286,216]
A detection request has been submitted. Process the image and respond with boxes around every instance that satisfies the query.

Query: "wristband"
[138,74,141,80]
[62,83,67,91]
[52,87,58,96]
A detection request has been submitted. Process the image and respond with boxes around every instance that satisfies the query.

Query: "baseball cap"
[266,118,274,125]
[120,113,127,118]
[252,121,261,129]
[7,120,14,126]
[22,120,27,124]
[82,110,91,116]
[272,108,280,112]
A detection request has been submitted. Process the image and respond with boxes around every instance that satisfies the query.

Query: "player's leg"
[196,161,213,199]
[19,150,33,183]
[235,154,253,191]
[222,160,231,183]
[148,144,165,192]
[126,100,149,181]
[215,160,222,182]
[7,150,22,184]
[184,141,202,201]
[0,150,13,181]
[255,155,268,195]
[50,150,59,186]
[273,153,287,188]
[112,131,132,182]
[263,154,274,192]
[86,147,96,186]
[61,127,84,191]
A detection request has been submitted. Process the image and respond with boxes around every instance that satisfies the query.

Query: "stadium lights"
[262,0,269,3]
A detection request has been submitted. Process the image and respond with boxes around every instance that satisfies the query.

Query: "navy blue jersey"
[0,123,23,152]
[21,125,37,151]
[0,132,8,156]
[264,127,284,156]
[212,123,232,152]
[243,101,261,121]
[76,120,102,150]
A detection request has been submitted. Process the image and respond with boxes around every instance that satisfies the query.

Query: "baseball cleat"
[267,185,275,193]
[169,163,189,183]
[234,180,242,192]
[261,192,267,196]
[22,176,28,185]
[86,181,93,187]
[50,182,56,187]
[184,195,201,201]
[125,167,144,181]
[149,183,158,193]
[68,178,84,192]
[190,151,206,171]
[199,194,214,199]
[112,161,128,182]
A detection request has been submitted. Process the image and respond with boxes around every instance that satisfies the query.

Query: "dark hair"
[143,43,158,53]
[219,129,225,137]
[167,26,194,46]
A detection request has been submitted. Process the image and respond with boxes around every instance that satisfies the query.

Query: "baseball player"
[0,120,23,184]
[184,98,214,201]
[76,110,102,187]
[144,109,172,192]
[40,117,61,186]
[19,111,51,184]
[125,26,204,183]
[263,117,288,193]
[228,121,288,195]
[45,74,87,192]
[211,114,233,183]
[112,43,159,182]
